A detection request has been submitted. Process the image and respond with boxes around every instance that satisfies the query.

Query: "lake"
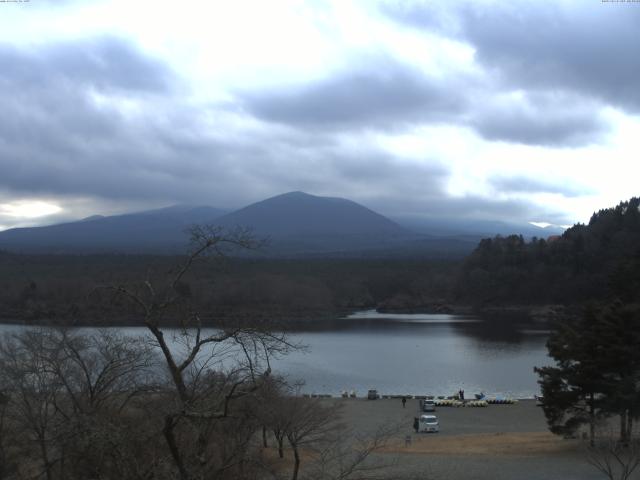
[0,310,553,399]
[273,310,552,399]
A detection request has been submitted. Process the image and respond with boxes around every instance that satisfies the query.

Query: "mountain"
[0,205,228,253]
[0,191,543,258]
[0,193,417,255]
[211,191,422,255]
[215,191,406,237]
[392,215,566,240]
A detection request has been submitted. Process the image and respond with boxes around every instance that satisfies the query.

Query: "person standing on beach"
[402,396,407,408]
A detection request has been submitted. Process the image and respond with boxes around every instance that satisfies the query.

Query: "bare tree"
[252,375,290,456]
[97,225,297,480]
[258,388,400,480]
[587,439,640,480]
[305,423,400,480]
[41,329,156,415]
[0,388,15,479]
[0,330,65,480]
[0,328,159,480]
[282,396,343,480]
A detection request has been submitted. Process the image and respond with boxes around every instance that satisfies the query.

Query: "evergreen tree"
[535,307,607,446]
[596,302,640,445]
[537,303,640,445]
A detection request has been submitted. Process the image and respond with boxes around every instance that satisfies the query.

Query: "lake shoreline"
[377,303,574,323]
[0,303,573,328]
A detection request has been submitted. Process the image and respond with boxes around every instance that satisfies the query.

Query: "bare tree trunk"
[163,415,189,480]
[38,436,53,480]
[277,436,284,459]
[196,425,209,468]
[589,392,595,447]
[621,411,629,446]
[291,444,300,480]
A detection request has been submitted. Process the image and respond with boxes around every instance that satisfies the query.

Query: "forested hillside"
[0,253,455,326]
[455,197,640,306]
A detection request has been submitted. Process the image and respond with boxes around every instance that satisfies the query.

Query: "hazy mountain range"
[0,192,564,257]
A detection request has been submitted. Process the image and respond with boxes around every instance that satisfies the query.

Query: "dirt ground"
[328,398,610,480]
[385,431,575,456]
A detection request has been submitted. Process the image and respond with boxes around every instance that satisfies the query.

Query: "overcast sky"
[0,0,638,230]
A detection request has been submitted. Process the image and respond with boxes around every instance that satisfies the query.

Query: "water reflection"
[300,309,549,346]
[272,310,551,398]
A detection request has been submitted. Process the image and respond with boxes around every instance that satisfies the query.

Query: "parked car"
[422,399,436,412]
[367,389,379,400]
[535,395,544,406]
[419,414,439,433]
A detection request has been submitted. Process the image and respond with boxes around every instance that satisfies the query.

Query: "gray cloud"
[383,1,640,114]
[469,91,608,147]
[238,59,465,130]
[0,36,172,93]
[489,176,594,198]
[0,37,219,203]
[238,54,607,147]
[0,35,571,228]
[460,2,640,114]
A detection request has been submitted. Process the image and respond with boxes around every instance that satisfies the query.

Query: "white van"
[419,414,439,433]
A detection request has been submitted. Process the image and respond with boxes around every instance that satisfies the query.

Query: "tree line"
[456,197,640,306]
[0,251,456,326]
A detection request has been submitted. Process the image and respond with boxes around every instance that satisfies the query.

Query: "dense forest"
[0,252,455,326]
[455,197,640,307]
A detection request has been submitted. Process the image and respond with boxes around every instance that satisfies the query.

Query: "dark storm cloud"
[239,53,607,147]
[469,91,607,147]
[239,59,465,129]
[0,36,216,202]
[489,176,594,198]
[459,2,640,114]
[383,1,640,113]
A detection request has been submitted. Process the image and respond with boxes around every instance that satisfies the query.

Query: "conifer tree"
[537,303,640,445]
[596,302,640,445]
[535,307,607,446]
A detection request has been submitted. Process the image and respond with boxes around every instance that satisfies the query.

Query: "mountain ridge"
[0,192,563,257]
[213,191,408,237]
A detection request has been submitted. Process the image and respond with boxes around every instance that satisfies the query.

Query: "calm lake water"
[0,310,552,399]
[273,310,552,399]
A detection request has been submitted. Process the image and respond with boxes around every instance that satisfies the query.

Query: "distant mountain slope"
[215,191,407,237]
[209,192,422,256]
[0,191,521,258]
[0,205,227,253]
[392,215,566,239]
